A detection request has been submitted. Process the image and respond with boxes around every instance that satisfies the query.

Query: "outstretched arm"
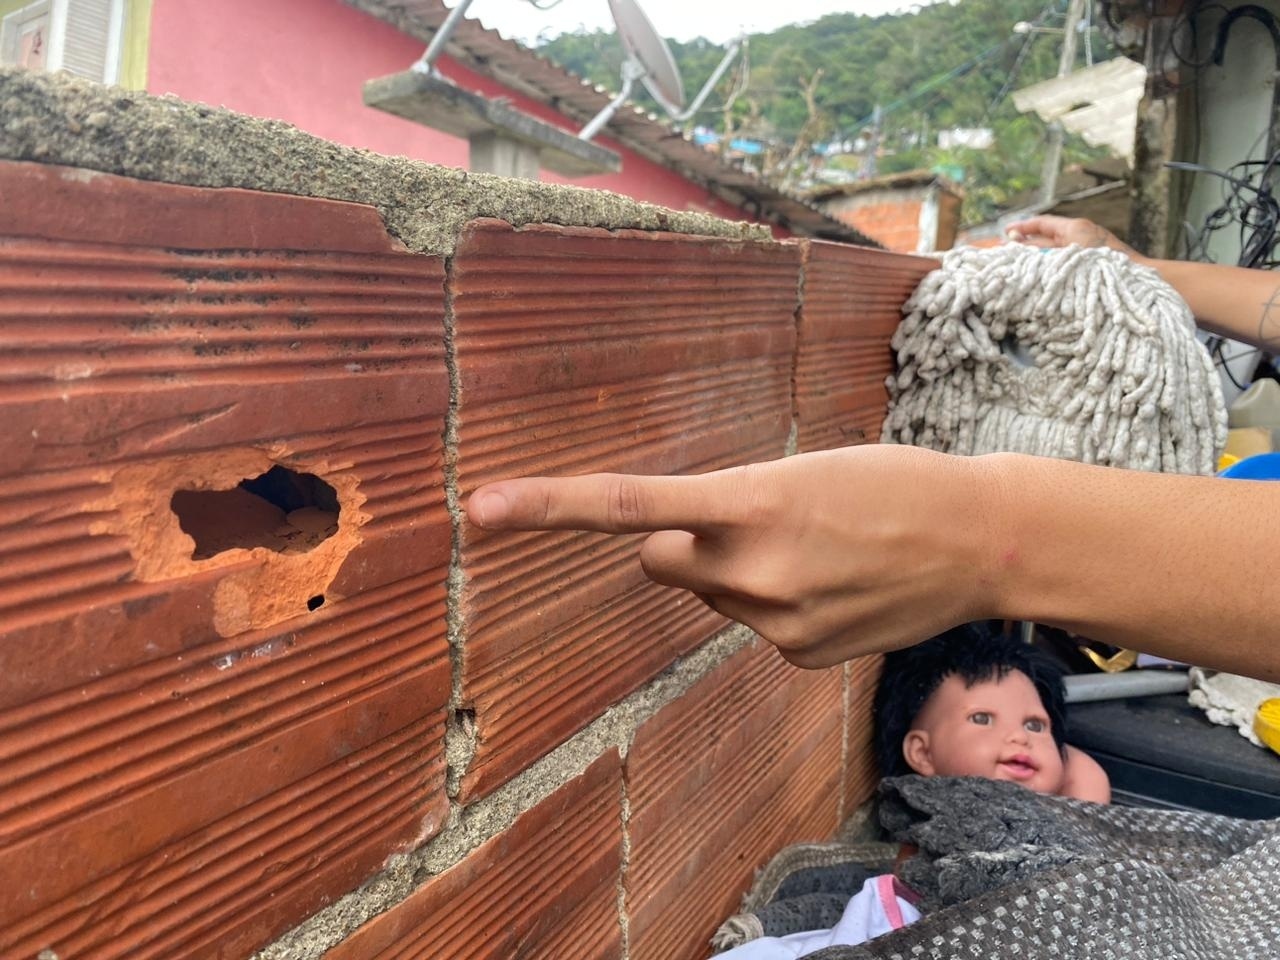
[467,446,1280,680]
[1007,214,1280,351]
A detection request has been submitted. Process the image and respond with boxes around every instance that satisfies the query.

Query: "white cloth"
[717,875,920,959]
[1188,667,1280,747]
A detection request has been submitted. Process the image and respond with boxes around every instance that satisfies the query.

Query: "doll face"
[901,670,1066,795]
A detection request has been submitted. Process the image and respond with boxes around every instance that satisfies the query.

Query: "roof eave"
[344,0,878,246]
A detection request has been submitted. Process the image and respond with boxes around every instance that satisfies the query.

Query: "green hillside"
[539,0,1117,224]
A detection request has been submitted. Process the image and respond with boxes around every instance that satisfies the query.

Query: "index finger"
[466,472,730,536]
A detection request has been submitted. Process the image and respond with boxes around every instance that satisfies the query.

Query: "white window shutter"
[46,0,123,83]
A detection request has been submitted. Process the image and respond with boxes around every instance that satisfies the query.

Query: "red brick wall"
[0,158,936,960]
[828,196,926,254]
[821,185,963,255]
[626,641,845,960]
[453,221,800,801]
[795,240,939,453]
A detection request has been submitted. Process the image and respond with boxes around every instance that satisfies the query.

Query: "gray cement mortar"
[253,625,757,960]
[0,67,771,256]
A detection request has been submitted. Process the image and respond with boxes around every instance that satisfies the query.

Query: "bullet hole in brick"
[451,708,477,735]
[171,465,341,560]
[307,594,326,611]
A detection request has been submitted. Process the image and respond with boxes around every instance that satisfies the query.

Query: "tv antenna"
[580,0,746,141]
[364,0,620,178]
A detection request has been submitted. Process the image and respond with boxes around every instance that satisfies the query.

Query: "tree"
[537,0,1117,224]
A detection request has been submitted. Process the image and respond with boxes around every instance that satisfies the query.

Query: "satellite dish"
[579,0,746,142]
[610,0,684,115]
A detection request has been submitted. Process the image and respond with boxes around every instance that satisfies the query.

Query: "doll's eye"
[1024,718,1047,733]
[969,712,992,725]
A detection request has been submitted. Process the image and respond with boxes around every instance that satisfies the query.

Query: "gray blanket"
[718,776,1280,959]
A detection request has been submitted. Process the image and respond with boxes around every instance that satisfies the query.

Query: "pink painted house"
[0,0,867,242]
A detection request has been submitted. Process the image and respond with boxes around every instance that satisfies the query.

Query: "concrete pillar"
[1128,15,1178,257]
[470,132,540,180]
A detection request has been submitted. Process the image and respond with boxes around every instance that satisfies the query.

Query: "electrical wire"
[1155,4,1256,94]
[1168,152,1280,388]
[982,1,1057,121]
[1169,159,1280,267]
[1157,3,1280,386]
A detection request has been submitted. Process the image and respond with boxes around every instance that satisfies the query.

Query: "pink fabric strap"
[876,874,907,930]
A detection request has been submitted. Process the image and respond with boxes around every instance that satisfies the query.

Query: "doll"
[718,624,1109,958]
[875,623,1110,803]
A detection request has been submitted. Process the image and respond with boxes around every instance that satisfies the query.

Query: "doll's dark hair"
[873,623,1068,778]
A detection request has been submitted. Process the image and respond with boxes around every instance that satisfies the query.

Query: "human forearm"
[467,445,1280,681]
[984,454,1280,680]
[1137,256,1280,350]
[1007,215,1280,350]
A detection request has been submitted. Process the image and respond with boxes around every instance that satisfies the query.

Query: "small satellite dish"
[610,0,684,115]
[579,0,746,142]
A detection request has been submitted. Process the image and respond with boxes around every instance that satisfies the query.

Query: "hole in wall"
[307,594,326,611]
[171,465,341,561]
[451,707,477,736]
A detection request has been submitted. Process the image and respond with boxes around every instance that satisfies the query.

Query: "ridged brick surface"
[794,240,936,453]
[325,751,624,960]
[0,161,453,958]
[625,640,844,960]
[454,219,802,800]
[845,654,885,815]
[7,709,445,960]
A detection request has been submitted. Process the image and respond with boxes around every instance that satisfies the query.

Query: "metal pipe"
[580,63,642,141]
[413,0,478,75]
[674,36,746,122]
[1064,669,1190,704]
[1039,0,1086,205]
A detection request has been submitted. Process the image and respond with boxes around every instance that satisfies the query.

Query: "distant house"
[0,0,869,243]
[937,127,995,151]
[806,170,963,254]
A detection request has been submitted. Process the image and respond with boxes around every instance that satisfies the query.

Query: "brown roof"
[805,169,963,202]
[346,0,878,246]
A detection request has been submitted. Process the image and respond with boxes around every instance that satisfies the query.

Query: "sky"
[450,0,954,46]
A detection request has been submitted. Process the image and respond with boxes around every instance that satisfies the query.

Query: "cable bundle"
[882,243,1227,475]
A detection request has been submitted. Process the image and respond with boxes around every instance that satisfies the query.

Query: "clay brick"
[837,201,928,254]
[454,219,801,800]
[845,654,885,814]
[325,751,624,960]
[7,710,445,960]
[625,640,844,960]
[960,235,1004,249]
[794,240,936,453]
[0,162,452,958]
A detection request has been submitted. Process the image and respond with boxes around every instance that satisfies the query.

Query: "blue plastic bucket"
[1218,452,1280,480]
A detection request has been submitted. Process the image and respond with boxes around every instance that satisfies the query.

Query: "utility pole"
[1039,0,1085,205]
